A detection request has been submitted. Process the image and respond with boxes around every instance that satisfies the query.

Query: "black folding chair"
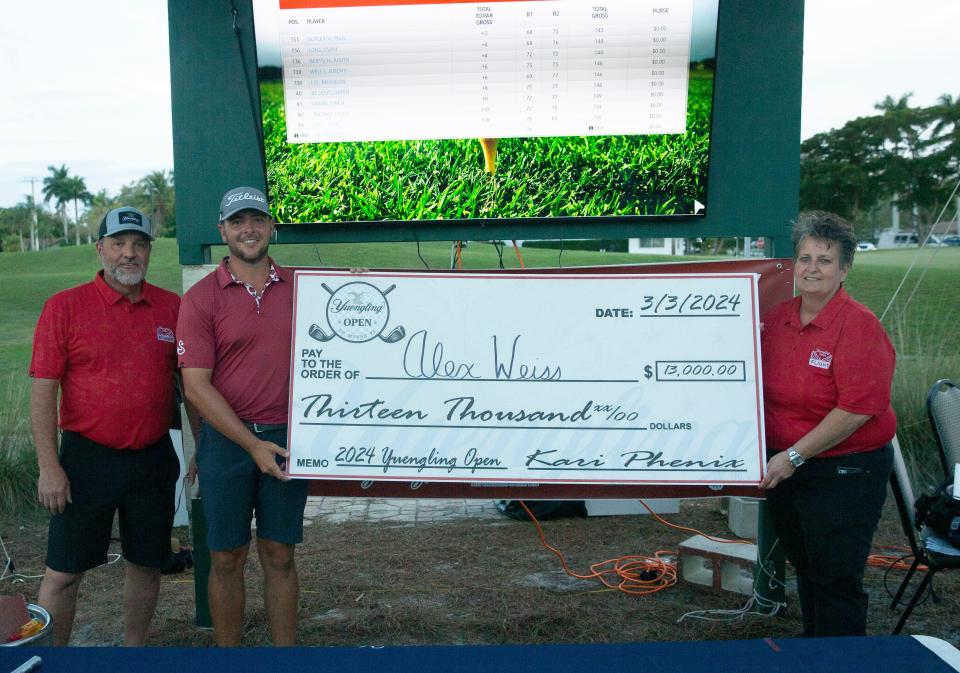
[888,438,960,634]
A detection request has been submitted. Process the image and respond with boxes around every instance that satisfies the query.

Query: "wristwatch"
[787,448,806,468]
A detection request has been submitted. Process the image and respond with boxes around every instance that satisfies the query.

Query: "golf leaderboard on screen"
[277,0,691,141]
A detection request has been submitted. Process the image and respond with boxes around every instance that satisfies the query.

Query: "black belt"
[243,421,288,433]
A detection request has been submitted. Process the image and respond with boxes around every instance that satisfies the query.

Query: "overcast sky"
[1,0,958,208]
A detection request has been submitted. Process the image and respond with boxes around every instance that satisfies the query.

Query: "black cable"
[411,227,429,269]
[882,555,909,599]
[881,554,934,607]
[173,466,189,521]
[493,240,505,269]
[313,244,323,264]
[558,239,565,269]
[230,2,268,186]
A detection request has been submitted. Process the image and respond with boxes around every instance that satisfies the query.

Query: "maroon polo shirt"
[29,272,180,449]
[177,257,293,425]
[761,287,897,457]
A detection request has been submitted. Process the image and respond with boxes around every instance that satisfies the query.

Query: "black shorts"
[46,431,180,574]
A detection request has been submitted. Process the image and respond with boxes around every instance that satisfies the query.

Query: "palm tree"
[25,193,39,251]
[139,170,175,236]
[14,195,41,252]
[13,198,27,251]
[933,94,960,179]
[62,176,92,244]
[42,164,71,242]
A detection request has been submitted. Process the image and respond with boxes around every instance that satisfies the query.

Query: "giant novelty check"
[287,271,766,485]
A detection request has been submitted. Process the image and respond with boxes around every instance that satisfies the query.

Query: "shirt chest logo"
[808,349,833,369]
[156,326,175,343]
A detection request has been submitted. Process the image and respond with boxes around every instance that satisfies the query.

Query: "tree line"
[0,167,175,252]
[801,93,960,240]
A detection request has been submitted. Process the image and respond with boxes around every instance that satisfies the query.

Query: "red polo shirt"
[176,258,293,425]
[29,272,180,449]
[761,287,897,457]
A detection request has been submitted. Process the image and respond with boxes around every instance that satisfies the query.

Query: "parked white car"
[856,241,877,251]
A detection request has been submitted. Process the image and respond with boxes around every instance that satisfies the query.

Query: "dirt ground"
[1,496,958,648]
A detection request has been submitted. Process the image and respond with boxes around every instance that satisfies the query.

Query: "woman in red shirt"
[760,210,896,637]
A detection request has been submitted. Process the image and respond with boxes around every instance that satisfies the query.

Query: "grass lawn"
[844,247,960,350]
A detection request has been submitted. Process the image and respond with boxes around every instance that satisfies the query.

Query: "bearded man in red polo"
[30,207,181,646]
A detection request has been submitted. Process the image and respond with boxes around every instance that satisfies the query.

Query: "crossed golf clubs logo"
[309,281,406,344]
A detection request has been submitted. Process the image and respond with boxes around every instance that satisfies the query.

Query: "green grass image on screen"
[259,69,713,224]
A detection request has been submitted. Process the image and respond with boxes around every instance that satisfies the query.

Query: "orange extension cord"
[518,499,753,597]
[511,240,526,268]
[518,502,926,597]
[867,546,927,572]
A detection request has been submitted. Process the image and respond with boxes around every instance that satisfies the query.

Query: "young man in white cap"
[177,186,308,646]
[30,206,181,646]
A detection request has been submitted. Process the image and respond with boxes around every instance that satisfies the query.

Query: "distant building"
[628,238,687,255]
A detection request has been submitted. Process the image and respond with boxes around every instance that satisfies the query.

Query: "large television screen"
[253,0,719,225]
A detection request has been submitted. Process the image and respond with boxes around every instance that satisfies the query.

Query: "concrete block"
[678,534,757,596]
[584,499,680,516]
[727,496,760,539]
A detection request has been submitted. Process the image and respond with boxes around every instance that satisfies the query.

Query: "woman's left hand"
[761,451,796,489]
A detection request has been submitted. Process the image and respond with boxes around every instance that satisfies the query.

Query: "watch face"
[789,450,803,467]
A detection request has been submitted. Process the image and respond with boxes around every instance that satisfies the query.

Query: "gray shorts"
[196,422,308,551]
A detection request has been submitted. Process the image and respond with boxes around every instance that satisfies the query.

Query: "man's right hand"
[250,440,291,481]
[38,464,72,514]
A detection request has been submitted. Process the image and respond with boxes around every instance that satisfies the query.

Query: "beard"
[227,238,269,265]
[103,260,146,286]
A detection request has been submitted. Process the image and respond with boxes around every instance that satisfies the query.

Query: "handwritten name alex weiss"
[296,328,746,476]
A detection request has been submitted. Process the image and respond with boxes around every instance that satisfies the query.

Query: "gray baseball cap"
[98,207,154,241]
[219,186,271,221]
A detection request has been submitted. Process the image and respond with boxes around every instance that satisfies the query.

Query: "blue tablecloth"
[1,636,955,673]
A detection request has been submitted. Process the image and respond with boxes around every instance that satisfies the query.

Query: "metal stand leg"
[190,497,213,628]
[889,557,921,609]
[893,570,935,635]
